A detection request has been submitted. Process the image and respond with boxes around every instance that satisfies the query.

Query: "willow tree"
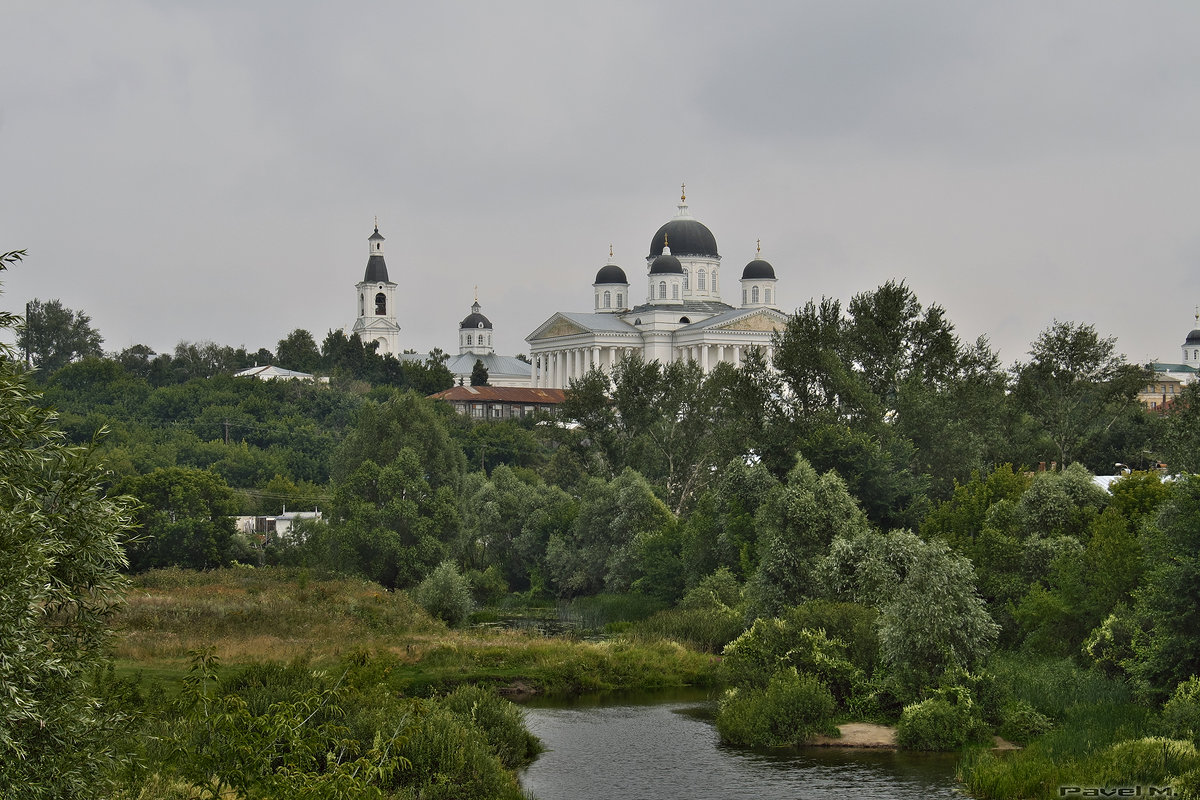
[0,250,136,799]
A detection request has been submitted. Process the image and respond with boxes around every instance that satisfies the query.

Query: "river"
[519,691,967,800]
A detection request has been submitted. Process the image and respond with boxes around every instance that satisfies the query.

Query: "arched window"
[604,291,611,308]
[466,334,473,346]
[742,289,747,305]
[765,288,772,304]
[698,269,706,291]
[616,292,623,308]
[683,271,689,290]
[359,294,364,315]
[672,283,679,299]
[659,281,667,299]
[713,274,718,292]
[752,286,760,304]
[375,292,386,315]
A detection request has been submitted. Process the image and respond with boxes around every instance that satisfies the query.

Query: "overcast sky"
[4,1,1200,369]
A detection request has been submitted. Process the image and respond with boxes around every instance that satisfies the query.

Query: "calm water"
[519,692,967,800]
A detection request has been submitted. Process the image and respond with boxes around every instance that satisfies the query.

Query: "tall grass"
[116,567,718,696]
[960,654,1163,799]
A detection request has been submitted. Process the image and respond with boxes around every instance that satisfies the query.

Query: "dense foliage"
[12,258,1200,796]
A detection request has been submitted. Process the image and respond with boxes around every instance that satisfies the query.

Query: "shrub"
[998,700,1054,744]
[415,561,474,627]
[679,567,742,611]
[440,685,542,769]
[395,703,524,800]
[784,600,879,673]
[1094,737,1200,787]
[897,697,990,751]
[1166,677,1200,744]
[465,565,509,607]
[716,668,837,747]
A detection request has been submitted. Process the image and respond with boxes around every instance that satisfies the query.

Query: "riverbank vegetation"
[13,251,1200,797]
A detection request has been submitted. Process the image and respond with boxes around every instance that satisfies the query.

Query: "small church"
[348,222,533,387]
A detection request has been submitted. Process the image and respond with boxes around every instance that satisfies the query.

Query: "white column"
[733,345,742,368]
[717,344,725,365]
[701,344,709,372]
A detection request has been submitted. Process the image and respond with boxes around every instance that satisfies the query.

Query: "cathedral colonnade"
[531,342,772,389]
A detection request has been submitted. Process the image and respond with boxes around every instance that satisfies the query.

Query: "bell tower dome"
[351,219,401,356]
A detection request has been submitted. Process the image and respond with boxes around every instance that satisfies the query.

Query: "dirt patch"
[992,735,1021,751]
[807,722,897,748]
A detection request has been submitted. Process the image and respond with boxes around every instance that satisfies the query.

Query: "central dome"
[1185,328,1200,345]
[649,218,719,259]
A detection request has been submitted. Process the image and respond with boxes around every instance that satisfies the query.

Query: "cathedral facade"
[525,190,788,389]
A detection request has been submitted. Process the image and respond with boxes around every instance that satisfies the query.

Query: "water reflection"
[519,698,966,800]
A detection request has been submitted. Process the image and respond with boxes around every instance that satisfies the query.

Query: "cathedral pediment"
[528,314,591,340]
[710,310,786,332]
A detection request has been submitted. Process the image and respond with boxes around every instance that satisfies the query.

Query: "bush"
[679,567,742,611]
[440,685,542,769]
[415,561,474,627]
[998,700,1054,744]
[897,697,990,751]
[465,565,508,607]
[716,668,837,747]
[395,703,524,800]
[1166,678,1200,743]
[1094,737,1200,787]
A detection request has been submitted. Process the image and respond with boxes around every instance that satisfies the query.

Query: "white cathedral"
[525,189,788,388]
[349,188,787,390]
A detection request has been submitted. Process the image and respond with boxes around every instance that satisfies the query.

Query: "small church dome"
[649,253,684,275]
[742,258,776,280]
[1185,329,1200,346]
[460,301,493,330]
[594,263,628,284]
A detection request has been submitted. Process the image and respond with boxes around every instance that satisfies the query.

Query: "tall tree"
[18,298,103,374]
[1012,320,1148,467]
[275,328,321,373]
[0,250,137,799]
[470,359,490,386]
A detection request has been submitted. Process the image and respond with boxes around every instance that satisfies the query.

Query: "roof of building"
[676,306,788,332]
[430,385,567,404]
[460,300,493,330]
[625,300,737,316]
[649,252,684,275]
[1151,362,1198,373]
[1186,329,1200,345]
[234,365,318,380]
[741,258,776,280]
[445,352,532,378]
[363,254,389,283]
[649,218,719,258]
[594,263,629,284]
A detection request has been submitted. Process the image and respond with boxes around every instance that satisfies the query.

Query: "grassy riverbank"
[115,566,720,696]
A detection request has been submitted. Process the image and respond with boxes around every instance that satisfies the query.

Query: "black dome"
[594,264,628,284]
[1185,329,1200,345]
[460,312,492,330]
[364,254,389,282]
[742,259,776,279]
[649,219,719,258]
[649,253,684,275]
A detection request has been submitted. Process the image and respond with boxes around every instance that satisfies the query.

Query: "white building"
[443,298,533,387]
[526,189,788,388]
[350,224,402,356]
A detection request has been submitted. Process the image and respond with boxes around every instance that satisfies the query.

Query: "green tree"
[18,297,103,374]
[1012,321,1148,468]
[1130,476,1200,701]
[745,456,871,619]
[119,466,240,571]
[0,250,137,799]
[818,528,998,687]
[470,359,489,386]
[276,328,321,373]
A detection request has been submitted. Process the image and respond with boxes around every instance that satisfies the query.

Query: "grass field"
[114,566,720,696]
